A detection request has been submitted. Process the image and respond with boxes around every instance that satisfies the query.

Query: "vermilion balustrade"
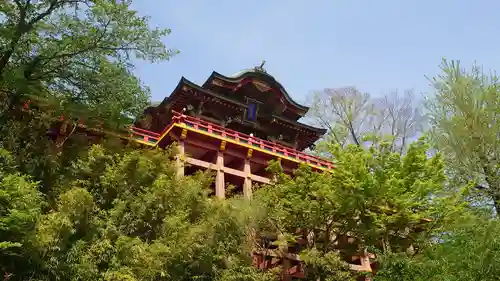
[130,111,334,169]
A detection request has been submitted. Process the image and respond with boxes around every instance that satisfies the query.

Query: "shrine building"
[130,64,334,199]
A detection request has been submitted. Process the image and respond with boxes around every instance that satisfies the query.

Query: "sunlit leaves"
[427,59,500,212]
[375,214,500,281]
[254,138,463,280]
[0,0,178,127]
[28,145,271,281]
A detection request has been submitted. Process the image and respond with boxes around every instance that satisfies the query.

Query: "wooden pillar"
[360,249,373,281]
[215,141,226,198]
[360,250,371,270]
[281,258,292,281]
[176,141,185,179]
[243,158,252,199]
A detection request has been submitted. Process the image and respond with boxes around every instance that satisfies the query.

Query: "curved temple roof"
[140,74,326,150]
[203,68,309,116]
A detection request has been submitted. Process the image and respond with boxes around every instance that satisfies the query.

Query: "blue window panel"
[247,103,257,121]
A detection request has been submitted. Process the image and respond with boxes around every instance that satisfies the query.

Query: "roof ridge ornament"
[254,60,267,73]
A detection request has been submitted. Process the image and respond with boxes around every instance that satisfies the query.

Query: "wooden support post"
[360,249,373,281]
[176,141,185,179]
[215,151,225,199]
[281,258,292,281]
[360,249,371,271]
[243,158,252,199]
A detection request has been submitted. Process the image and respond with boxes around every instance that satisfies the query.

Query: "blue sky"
[131,0,500,104]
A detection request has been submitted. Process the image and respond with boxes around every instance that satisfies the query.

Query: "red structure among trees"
[132,65,332,197]
[129,65,377,280]
[15,64,376,280]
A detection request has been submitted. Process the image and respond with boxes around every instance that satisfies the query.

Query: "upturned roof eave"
[204,71,310,114]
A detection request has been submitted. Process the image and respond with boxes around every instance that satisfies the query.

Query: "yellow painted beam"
[131,122,332,172]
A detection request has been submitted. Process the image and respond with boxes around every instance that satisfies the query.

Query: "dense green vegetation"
[1,1,500,281]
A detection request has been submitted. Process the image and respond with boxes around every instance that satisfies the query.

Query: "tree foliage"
[254,138,463,280]
[0,0,177,127]
[427,59,500,214]
[375,212,500,281]
[0,0,178,202]
[0,2,498,278]
[1,145,274,281]
[0,149,44,277]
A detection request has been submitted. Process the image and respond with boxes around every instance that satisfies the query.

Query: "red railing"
[129,114,184,144]
[129,126,160,144]
[130,111,334,169]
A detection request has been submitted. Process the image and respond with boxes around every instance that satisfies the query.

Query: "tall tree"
[427,59,500,214]
[0,0,177,127]
[0,0,178,192]
[254,138,463,280]
[0,149,44,280]
[308,87,424,153]
[374,211,500,281]
[1,145,274,281]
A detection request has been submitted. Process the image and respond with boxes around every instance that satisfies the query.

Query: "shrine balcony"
[129,111,334,172]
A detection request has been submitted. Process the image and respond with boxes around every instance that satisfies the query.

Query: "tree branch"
[24,18,112,80]
[28,0,60,26]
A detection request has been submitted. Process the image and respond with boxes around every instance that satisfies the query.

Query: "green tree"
[11,145,272,281]
[0,0,177,128]
[427,59,500,214]
[375,211,500,281]
[254,138,464,280]
[0,0,178,194]
[0,148,44,280]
